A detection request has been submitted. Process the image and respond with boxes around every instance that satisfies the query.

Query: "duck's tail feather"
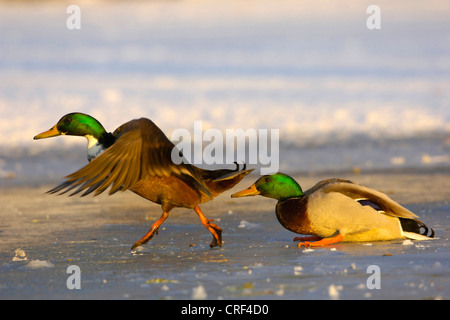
[400,218,435,240]
[197,162,247,181]
[198,162,254,197]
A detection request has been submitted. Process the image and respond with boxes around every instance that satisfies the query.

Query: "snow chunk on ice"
[161,285,170,291]
[26,260,55,269]
[192,284,207,300]
[238,220,261,229]
[275,286,284,296]
[432,262,442,269]
[402,240,414,246]
[328,284,343,300]
[294,266,303,275]
[12,248,27,261]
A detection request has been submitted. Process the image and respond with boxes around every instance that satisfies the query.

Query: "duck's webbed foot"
[296,233,343,248]
[194,205,223,248]
[208,223,223,248]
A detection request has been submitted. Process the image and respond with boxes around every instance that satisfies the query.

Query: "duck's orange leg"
[297,233,343,248]
[131,211,169,250]
[194,205,223,248]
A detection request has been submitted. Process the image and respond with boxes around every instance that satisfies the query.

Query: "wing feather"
[49,118,211,197]
[319,179,419,220]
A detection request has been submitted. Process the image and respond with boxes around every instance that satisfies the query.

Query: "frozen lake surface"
[1,171,449,300]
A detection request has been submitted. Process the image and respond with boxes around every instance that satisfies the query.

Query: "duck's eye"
[264,177,271,183]
[65,117,72,123]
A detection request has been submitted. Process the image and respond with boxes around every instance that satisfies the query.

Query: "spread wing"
[48,118,210,197]
[316,179,419,220]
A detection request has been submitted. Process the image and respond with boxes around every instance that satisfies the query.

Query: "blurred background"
[0,0,449,184]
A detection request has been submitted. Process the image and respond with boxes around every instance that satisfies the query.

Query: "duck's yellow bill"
[231,184,260,198]
[34,125,61,140]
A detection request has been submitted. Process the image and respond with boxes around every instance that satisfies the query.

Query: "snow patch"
[238,220,261,229]
[328,284,343,300]
[192,284,208,300]
[26,260,55,269]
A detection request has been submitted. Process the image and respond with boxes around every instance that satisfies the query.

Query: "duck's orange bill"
[34,125,61,140]
[231,184,260,198]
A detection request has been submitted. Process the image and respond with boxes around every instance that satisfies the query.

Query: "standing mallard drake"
[34,112,253,249]
[232,173,434,247]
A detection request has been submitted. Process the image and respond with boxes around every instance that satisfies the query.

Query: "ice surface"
[1,171,448,300]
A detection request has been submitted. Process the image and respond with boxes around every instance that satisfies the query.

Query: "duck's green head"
[231,172,304,202]
[34,112,107,140]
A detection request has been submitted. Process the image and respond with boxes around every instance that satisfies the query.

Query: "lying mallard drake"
[34,112,253,249]
[232,173,434,247]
